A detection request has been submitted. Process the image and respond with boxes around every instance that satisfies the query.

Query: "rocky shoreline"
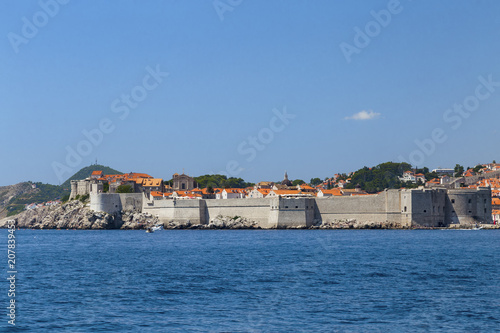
[0,200,498,230]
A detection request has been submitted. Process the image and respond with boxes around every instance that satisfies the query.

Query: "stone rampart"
[90,193,143,214]
[89,187,492,228]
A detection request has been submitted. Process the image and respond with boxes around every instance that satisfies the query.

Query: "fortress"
[89,187,493,228]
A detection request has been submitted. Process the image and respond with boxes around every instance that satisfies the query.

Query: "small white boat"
[151,223,164,231]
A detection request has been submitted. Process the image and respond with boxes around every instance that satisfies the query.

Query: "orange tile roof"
[320,189,343,196]
[141,178,163,187]
[91,170,103,176]
[492,198,500,206]
[224,188,246,194]
[271,190,301,195]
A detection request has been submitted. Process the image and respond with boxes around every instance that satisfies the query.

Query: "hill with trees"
[61,164,123,189]
[1,164,123,217]
[342,162,439,193]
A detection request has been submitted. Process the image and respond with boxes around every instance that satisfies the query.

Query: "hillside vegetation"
[61,164,123,188]
[342,162,439,193]
[2,164,123,217]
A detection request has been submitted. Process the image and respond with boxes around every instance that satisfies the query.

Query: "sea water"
[1,229,499,332]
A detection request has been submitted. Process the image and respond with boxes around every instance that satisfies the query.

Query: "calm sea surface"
[1,229,499,332]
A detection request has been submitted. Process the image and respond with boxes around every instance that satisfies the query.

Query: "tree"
[194,174,253,189]
[473,165,484,173]
[292,179,305,186]
[454,164,464,177]
[103,183,109,193]
[116,184,134,193]
[310,178,322,186]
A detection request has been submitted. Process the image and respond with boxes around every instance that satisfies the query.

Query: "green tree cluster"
[194,174,254,189]
[310,178,322,186]
[343,162,413,193]
[292,179,305,186]
[454,164,464,177]
[116,184,134,193]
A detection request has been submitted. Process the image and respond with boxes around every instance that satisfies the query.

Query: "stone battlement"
[89,187,492,228]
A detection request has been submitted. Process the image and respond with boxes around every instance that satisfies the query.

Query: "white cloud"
[344,110,380,121]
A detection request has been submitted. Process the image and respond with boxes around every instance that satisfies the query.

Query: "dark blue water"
[1,230,499,332]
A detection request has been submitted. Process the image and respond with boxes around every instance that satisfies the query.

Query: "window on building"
[404,206,407,212]
[451,199,455,203]
[468,199,472,203]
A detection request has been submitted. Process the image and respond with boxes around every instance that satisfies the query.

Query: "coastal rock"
[0,200,161,230]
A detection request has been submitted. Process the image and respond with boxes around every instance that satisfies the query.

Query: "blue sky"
[1,0,500,186]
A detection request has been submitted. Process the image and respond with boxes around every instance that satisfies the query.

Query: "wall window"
[451,199,455,203]
[468,199,472,203]
[404,206,407,212]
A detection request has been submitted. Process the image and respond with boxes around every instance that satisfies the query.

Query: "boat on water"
[151,223,164,231]
[146,227,154,233]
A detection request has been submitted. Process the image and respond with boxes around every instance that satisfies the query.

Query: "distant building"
[317,189,343,197]
[90,170,103,179]
[281,171,292,187]
[216,188,246,199]
[172,173,197,191]
[432,168,454,175]
[247,188,270,198]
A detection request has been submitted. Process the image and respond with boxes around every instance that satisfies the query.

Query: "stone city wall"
[89,188,492,228]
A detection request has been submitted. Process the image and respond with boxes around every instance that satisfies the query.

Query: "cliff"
[0,200,159,230]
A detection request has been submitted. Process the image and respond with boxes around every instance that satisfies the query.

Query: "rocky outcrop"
[313,218,406,229]
[161,215,261,229]
[0,200,159,230]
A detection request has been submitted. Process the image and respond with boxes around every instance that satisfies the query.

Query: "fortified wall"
[89,188,492,228]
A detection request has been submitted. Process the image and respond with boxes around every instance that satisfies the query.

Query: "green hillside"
[3,164,123,217]
[61,164,123,189]
[6,182,69,216]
